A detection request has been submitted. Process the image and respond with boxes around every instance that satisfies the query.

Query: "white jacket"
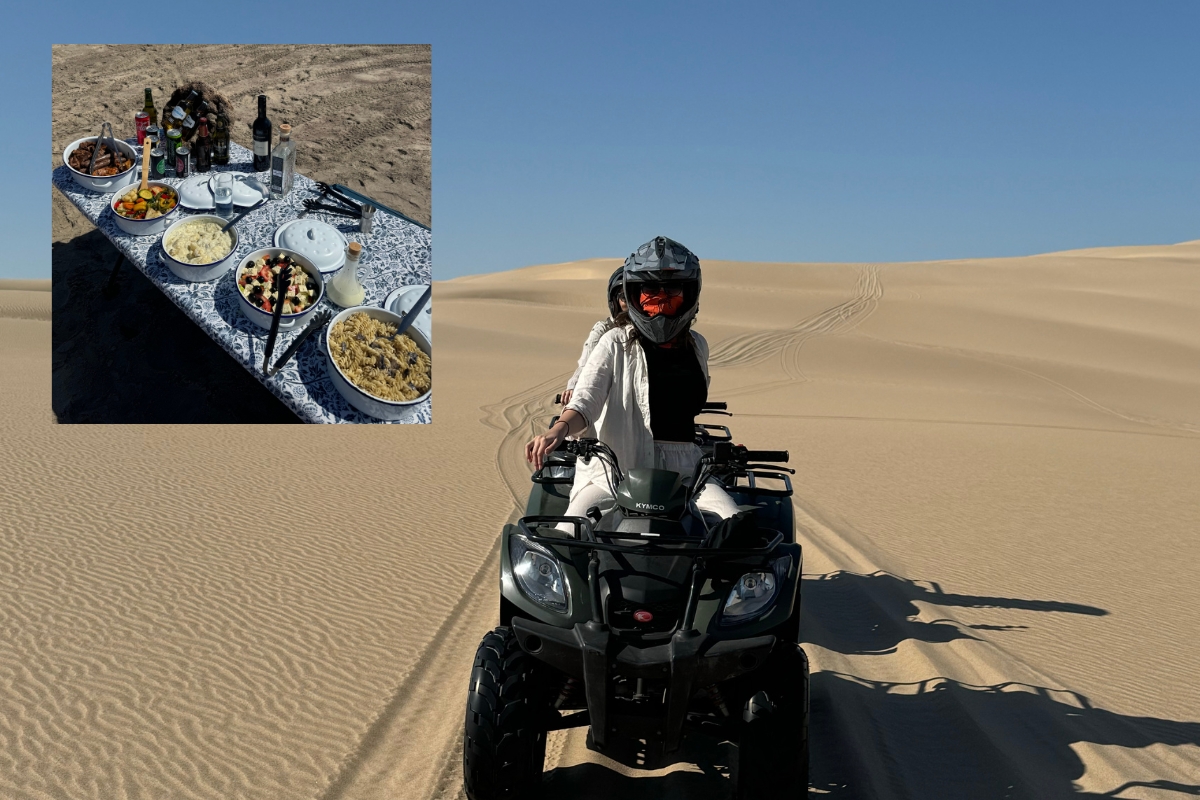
[564,325,710,487]
[565,319,615,391]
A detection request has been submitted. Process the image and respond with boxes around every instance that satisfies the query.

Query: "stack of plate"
[178,173,268,210]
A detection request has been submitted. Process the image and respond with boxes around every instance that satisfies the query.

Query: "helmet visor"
[635,283,686,317]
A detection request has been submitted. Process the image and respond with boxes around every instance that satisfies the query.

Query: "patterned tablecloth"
[52,141,431,424]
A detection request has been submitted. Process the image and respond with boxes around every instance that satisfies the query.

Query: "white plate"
[177,175,214,210]
[273,219,348,274]
[210,173,268,206]
[383,285,432,343]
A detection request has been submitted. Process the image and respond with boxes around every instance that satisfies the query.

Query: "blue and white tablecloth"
[52,141,431,424]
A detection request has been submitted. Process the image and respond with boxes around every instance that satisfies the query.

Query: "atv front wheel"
[735,643,810,798]
[463,626,549,800]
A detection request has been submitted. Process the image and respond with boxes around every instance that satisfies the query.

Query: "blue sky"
[8,1,1199,279]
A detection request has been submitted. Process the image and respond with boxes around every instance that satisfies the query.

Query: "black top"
[642,340,707,442]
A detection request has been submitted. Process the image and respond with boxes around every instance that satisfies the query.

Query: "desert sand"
[6,241,1200,798]
[51,45,429,422]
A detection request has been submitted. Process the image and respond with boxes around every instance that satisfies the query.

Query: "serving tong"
[87,121,121,176]
[262,264,293,374]
[300,182,363,218]
[301,198,360,218]
[266,309,332,377]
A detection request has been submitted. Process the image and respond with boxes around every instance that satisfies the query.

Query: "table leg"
[102,252,125,299]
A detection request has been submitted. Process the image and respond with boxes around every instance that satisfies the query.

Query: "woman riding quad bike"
[463,237,810,799]
[560,265,626,407]
[530,236,740,525]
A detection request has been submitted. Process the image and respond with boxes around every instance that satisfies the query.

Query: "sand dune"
[6,242,1200,798]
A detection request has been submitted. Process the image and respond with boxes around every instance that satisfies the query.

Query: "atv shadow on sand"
[809,672,1200,799]
[800,570,1108,656]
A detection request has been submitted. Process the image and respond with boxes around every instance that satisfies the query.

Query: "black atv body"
[465,403,809,799]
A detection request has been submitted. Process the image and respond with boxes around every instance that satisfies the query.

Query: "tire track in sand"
[313,374,573,800]
[709,265,882,398]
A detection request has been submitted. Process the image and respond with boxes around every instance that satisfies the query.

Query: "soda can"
[135,112,150,145]
[150,147,167,178]
[175,145,191,178]
[166,129,182,175]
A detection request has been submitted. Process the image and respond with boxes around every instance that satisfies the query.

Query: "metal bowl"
[160,215,241,283]
[235,248,326,331]
[323,305,431,422]
[62,136,140,193]
[110,182,181,237]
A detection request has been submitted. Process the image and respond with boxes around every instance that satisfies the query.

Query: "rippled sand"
[6,239,1200,799]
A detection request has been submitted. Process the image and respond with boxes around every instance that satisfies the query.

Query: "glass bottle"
[194,117,212,173]
[142,87,157,126]
[269,123,295,199]
[170,89,199,132]
[327,242,366,308]
[252,95,272,172]
[212,114,230,165]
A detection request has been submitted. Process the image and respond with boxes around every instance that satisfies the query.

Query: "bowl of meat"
[111,182,181,236]
[62,136,139,193]
[235,248,325,331]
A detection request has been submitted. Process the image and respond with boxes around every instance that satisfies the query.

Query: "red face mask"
[639,287,684,317]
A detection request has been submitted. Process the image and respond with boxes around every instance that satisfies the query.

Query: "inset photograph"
[51,44,431,423]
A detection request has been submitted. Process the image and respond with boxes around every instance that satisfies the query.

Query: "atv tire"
[463,626,548,800]
[735,643,810,798]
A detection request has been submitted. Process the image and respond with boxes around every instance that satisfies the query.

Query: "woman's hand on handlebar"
[526,425,567,471]
[560,388,573,406]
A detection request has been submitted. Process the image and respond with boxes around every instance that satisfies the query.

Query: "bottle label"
[183,115,195,128]
[254,140,269,157]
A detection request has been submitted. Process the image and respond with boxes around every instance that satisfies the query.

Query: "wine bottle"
[142,87,157,126]
[252,95,272,172]
[195,117,212,173]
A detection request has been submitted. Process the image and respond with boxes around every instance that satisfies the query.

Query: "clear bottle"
[269,123,296,199]
[327,242,366,307]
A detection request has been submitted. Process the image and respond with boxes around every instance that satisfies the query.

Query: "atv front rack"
[517,516,784,558]
[513,514,786,753]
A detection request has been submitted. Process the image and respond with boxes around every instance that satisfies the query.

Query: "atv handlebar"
[711,442,789,465]
[744,450,789,463]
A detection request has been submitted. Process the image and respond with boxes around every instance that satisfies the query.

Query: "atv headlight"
[547,463,574,479]
[510,535,569,612]
[721,556,791,624]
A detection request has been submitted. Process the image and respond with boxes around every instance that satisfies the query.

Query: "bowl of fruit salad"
[235,248,325,331]
[110,182,180,236]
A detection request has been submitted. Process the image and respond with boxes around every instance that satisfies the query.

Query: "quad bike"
[463,403,809,799]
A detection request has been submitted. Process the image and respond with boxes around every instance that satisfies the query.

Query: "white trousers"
[561,441,740,529]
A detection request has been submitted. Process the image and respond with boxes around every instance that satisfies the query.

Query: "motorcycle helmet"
[606,266,624,318]
[622,236,701,344]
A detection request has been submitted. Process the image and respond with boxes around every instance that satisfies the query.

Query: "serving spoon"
[138,134,151,193]
[221,199,266,232]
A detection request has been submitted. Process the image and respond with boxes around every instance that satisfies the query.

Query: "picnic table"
[52,140,431,424]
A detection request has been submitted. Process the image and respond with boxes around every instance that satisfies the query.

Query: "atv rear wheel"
[735,643,810,798]
[463,626,549,800]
